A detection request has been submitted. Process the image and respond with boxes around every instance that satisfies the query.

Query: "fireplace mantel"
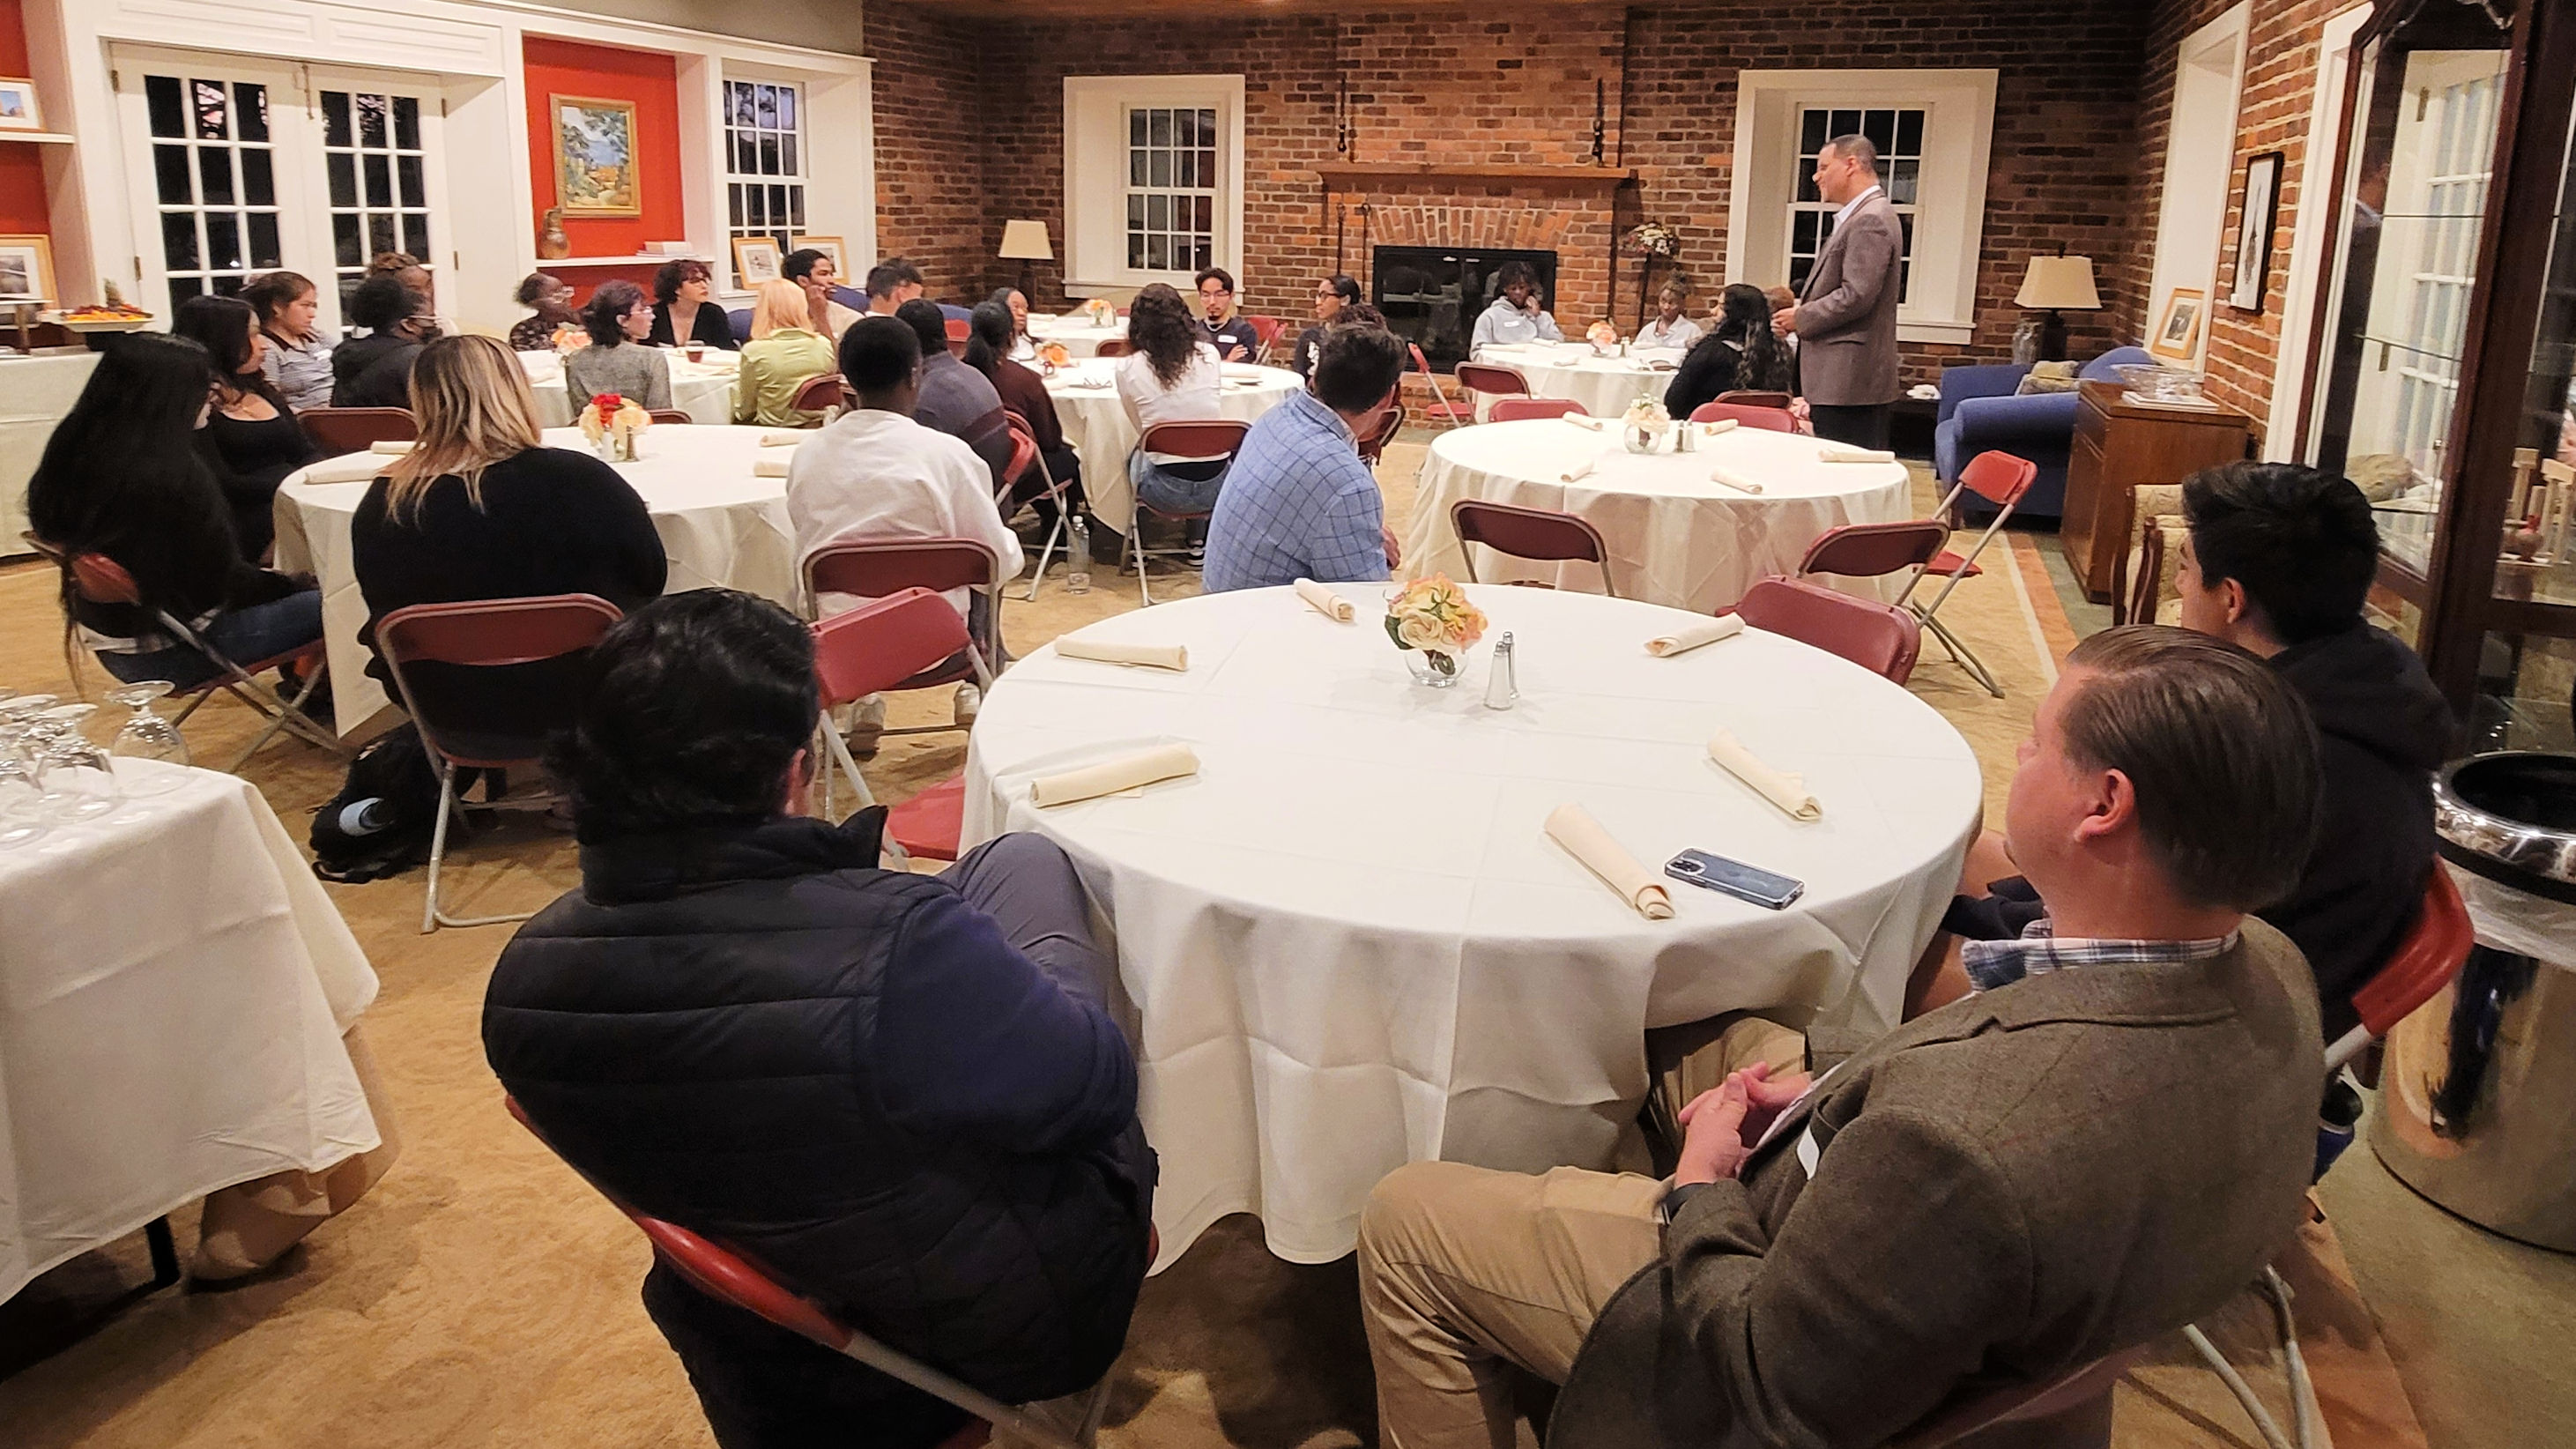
[1311,162,1637,191]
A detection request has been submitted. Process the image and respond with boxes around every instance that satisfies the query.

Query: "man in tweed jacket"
[1775,133,1906,450]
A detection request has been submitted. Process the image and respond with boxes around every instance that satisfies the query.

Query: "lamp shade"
[998,219,1053,262]
[2016,255,2101,311]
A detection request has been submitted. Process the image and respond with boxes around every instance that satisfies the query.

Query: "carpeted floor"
[1,437,2563,1448]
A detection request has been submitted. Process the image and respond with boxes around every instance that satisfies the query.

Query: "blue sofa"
[1933,346,2153,521]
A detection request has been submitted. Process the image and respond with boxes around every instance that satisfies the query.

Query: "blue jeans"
[99,589,324,690]
[1128,451,1229,516]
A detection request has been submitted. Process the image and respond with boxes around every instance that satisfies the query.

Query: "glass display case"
[2303,0,2576,751]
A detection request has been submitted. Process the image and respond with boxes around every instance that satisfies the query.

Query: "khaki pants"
[191,1022,401,1281]
[1358,1162,1664,1449]
[1640,1013,1808,1165]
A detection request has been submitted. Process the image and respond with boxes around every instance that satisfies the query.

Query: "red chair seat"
[1926,550,1981,580]
[888,775,967,862]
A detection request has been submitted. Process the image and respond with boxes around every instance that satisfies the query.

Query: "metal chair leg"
[1022,509,1067,602]
[419,762,545,933]
[1134,500,1154,606]
[144,1215,182,1289]
[1919,613,2005,698]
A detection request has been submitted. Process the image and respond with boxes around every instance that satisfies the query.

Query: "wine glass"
[0,750,46,849]
[107,680,190,791]
[31,704,121,823]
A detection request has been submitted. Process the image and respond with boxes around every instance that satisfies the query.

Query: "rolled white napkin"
[1029,744,1199,807]
[368,440,414,456]
[1294,578,1355,621]
[1697,418,1739,437]
[1707,728,1822,821]
[1544,804,1674,920]
[1709,466,1766,495]
[1819,444,1897,464]
[1054,636,1188,671]
[1562,457,1598,483]
[300,454,390,485]
[1646,613,1745,658]
[760,430,807,447]
[1562,413,1607,431]
[753,457,792,478]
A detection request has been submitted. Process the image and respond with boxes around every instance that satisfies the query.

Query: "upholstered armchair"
[1932,346,2155,521]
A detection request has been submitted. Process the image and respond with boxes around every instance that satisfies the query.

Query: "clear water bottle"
[1065,515,1093,595]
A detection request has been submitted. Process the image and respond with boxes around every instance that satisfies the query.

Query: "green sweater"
[733,329,839,427]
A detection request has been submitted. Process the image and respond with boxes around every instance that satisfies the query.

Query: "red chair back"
[1689,399,1800,432]
[1800,519,1949,580]
[944,317,971,342]
[1958,450,2040,509]
[790,373,849,418]
[812,587,972,707]
[1454,362,1532,398]
[1358,405,1405,464]
[374,594,625,767]
[1717,390,1794,410]
[999,417,1041,498]
[1733,576,1921,684]
[1093,338,1131,358]
[1488,398,1586,422]
[805,538,1005,606]
[2350,867,2475,1045]
[1138,419,1250,462]
[1243,315,1285,352]
[301,406,418,453]
[648,409,693,426]
[66,551,144,606]
[1451,500,1610,585]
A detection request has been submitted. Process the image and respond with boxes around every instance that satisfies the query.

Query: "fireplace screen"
[1372,246,1558,372]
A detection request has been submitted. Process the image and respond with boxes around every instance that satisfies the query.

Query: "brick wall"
[865,3,991,301]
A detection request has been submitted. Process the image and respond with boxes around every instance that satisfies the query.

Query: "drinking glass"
[107,680,190,791]
[0,752,46,849]
[32,704,121,823]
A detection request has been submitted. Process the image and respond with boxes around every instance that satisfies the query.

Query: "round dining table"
[271,424,798,734]
[960,582,1981,1267]
[1044,360,1305,528]
[518,347,740,427]
[1474,340,1689,420]
[1404,416,1917,614]
[1026,312,1128,360]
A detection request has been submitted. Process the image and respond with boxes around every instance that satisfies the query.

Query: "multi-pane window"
[143,73,283,306]
[1125,106,1215,274]
[1788,107,1922,302]
[725,79,806,256]
[321,89,430,314]
[2391,74,2500,477]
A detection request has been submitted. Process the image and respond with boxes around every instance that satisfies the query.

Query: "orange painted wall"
[0,0,52,237]
[521,36,686,301]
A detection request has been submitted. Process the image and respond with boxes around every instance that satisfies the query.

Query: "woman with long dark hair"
[243,270,335,411]
[1114,283,1229,546]
[649,258,738,351]
[173,294,321,562]
[1665,281,1800,419]
[26,333,322,689]
[963,300,1084,520]
[562,279,674,412]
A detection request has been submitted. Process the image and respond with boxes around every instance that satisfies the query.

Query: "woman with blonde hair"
[731,279,839,427]
[350,333,665,732]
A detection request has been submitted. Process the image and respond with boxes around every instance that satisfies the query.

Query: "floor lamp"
[1000,219,1052,304]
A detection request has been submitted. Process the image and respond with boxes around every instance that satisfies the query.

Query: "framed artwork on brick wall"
[2228,151,2283,312]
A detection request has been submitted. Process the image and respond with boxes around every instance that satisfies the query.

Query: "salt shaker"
[1677,419,1697,453]
[1484,631,1519,710]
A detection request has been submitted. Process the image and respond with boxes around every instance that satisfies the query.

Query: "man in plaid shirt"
[1203,324,1409,593]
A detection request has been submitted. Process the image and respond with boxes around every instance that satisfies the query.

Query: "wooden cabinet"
[2059,381,2253,603]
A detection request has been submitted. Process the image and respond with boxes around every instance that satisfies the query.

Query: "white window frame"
[1063,74,1244,297]
[1726,69,1998,346]
[721,73,809,261]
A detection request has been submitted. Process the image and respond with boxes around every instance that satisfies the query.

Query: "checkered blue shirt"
[1961,920,2242,993]
[1202,388,1390,592]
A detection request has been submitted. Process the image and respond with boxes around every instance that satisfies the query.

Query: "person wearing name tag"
[1358,627,2326,1449]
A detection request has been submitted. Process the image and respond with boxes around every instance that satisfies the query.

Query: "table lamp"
[999,219,1053,301]
[2014,255,2101,363]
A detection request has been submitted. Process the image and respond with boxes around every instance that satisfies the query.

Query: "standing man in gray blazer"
[1775,134,1904,450]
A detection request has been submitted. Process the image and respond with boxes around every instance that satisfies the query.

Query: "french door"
[113,48,449,331]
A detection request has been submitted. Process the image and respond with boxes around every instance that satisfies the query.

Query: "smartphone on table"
[1664,849,1804,910]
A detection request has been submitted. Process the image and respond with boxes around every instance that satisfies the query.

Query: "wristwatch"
[1660,1180,1714,1224]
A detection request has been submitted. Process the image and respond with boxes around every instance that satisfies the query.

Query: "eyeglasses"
[1199,286,1232,299]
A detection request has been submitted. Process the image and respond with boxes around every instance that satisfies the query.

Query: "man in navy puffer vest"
[483,590,1155,1449]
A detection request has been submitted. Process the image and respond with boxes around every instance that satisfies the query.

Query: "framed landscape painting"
[553,95,642,218]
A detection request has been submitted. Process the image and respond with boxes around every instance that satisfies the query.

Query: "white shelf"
[0,132,75,145]
[541,255,715,268]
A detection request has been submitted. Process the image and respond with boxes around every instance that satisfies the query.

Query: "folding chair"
[1243,314,1285,364]
[790,373,851,424]
[1688,399,1800,432]
[944,316,972,357]
[42,543,347,773]
[1890,450,2039,699]
[1716,390,1794,411]
[375,593,623,932]
[1733,576,1921,684]
[1889,1346,2150,1449]
[805,538,1008,710]
[1797,518,1952,595]
[1004,410,1080,601]
[808,588,989,860]
[1450,499,1617,598]
[1453,361,1532,423]
[1357,405,1406,466]
[504,1096,1104,1449]
[1093,338,1131,358]
[647,409,694,426]
[299,406,418,453]
[1409,345,1475,429]
[1488,398,1586,422]
[1122,419,1249,606]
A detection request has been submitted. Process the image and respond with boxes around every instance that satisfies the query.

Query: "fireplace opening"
[1372,245,1558,373]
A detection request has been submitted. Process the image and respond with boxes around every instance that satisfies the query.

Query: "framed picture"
[551,95,642,218]
[0,234,54,301]
[2228,151,2284,312]
[2150,286,2206,362]
[733,237,784,287]
[0,78,41,132]
[790,235,846,273]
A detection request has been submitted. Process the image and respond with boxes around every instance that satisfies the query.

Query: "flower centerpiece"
[1622,394,1673,454]
[1036,339,1073,375]
[552,323,590,355]
[1624,222,1681,259]
[1585,319,1622,355]
[1384,574,1488,688]
[1080,297,1117,327]
[580,391,651,462]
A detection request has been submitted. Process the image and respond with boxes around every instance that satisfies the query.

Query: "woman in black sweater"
[1664,282,1800,420]
[648,258,739,351]
[26,333,323,690]
[174,294,321,562]
[351,334,667,737]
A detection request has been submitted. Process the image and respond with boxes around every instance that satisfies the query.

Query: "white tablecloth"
[273,424,798,733]
[1046,362,1304,526]
[519,348,740,427]
[1474,341,1685,420]
[961,583,1980,1266]
[0,762,380,1303]
[1405,417,1916,613]
[1027,314,1127,360]
[0,352,102,554]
